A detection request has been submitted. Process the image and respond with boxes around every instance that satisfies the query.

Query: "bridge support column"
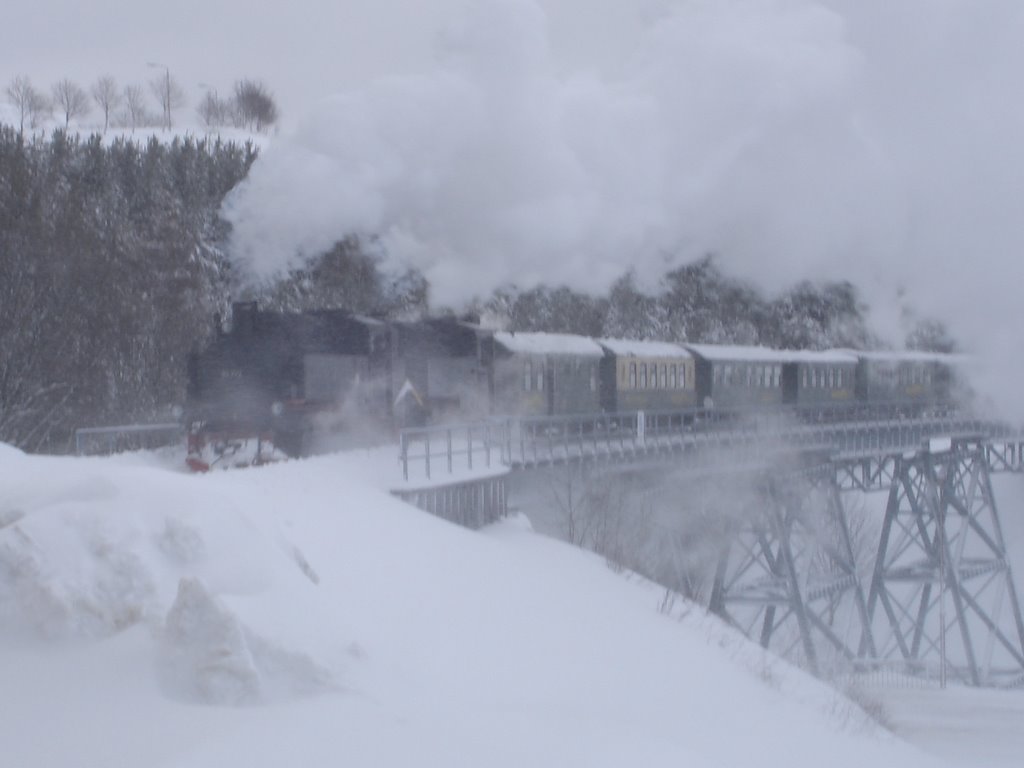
[709,470,874,677]
[864,439,1024,685]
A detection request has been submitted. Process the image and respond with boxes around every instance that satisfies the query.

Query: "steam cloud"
[224,0,1024,411]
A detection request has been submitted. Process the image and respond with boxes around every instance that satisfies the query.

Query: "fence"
[73,423,183,456]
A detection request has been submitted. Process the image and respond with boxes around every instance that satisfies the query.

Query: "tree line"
[0,127,258,450]
[5,73,279,134]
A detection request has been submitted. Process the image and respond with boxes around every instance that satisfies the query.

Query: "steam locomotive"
[185,302,965,469]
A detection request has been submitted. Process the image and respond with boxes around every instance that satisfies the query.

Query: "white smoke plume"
[224,0,1024,411]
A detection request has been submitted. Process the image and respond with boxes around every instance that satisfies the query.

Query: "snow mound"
[159,577,336,706]
[0,456,312,643]
[0,517,156,640]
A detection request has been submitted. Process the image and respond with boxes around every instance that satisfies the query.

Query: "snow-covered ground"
[0,442,1018,767]
[875,686,1024,768]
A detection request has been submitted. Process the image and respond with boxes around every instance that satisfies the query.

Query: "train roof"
[838,349,970,365]
[494,331,604,358]
[684,344,857,364]
[598,338,693,358]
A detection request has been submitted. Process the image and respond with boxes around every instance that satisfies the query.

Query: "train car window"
[640,363,648,389]
[669,364,677,389]
[537,362,545,391]
[774,366,781,388]
[660,364,667,389]
[524,360,532,391]
[629,362,637,389]
[589,364,597,392]
[680,365,687,389]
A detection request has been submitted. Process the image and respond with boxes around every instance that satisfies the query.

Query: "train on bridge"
[185,302,967,469]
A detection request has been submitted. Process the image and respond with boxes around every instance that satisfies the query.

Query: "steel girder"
[862,439,1024,685]
[833,455,899,493]
[709,471,874,677]
[985,439,1024,474]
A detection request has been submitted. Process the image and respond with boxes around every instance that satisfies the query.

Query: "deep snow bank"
[0,444,939,767]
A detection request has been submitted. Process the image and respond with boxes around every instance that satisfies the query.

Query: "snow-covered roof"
[684,344,857,364]
[778,350,860,365]
[598,338,692,359]
[838,349,970,365]
[494,331,604,357]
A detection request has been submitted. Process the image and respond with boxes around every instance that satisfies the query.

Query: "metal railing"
[74,422,184,456]
[398,420,510,481]
[398,402,1022,480]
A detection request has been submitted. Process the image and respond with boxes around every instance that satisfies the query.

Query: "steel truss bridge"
[396,403,1024,686]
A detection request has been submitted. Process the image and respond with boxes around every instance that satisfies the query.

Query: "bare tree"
[121,83,147,132]
[232,79,279,132]
[148,68,185,131]
[28,90,51,129]
[6,75,45,134]
[197,90,228,128]
[52,78,90,129]
[91,76,121,133]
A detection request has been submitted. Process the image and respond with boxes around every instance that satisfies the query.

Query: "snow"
[874,686,1024,768]
[599,338,692,358]
[494,331,605,357]
[0,441,1011,767]
[686,344,858,364]
[838,349,971,365]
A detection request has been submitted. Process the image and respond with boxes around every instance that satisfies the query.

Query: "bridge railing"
[398,420,510,482]
[398,403,1017,478]
[507,403,988,467]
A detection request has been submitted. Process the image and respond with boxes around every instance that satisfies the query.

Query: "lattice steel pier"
[862,438,1024,685]
[708,468,874,676]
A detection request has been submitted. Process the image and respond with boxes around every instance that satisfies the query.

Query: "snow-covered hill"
[0,442,945,767]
